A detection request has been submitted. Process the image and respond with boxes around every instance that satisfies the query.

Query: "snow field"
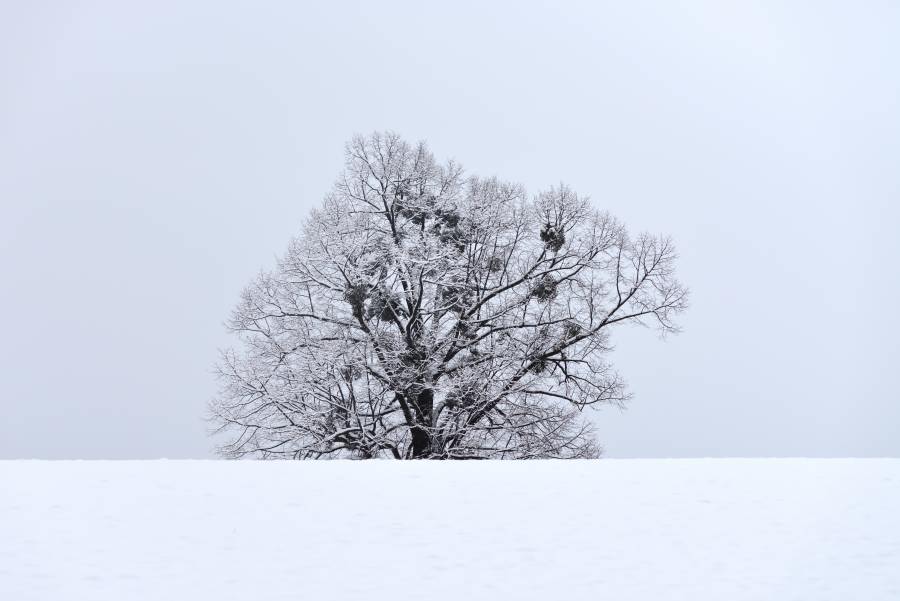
[2,459,898,600]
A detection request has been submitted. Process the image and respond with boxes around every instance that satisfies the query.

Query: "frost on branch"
[211,131,688,460]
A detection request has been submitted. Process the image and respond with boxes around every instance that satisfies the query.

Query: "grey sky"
[1,1,897,459]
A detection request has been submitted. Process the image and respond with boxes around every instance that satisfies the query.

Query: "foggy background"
[1,1,897,459]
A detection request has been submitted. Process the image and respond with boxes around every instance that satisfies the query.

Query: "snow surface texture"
[2,459,899,600]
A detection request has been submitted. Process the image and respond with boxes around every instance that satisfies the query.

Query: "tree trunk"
[410,388,434,458]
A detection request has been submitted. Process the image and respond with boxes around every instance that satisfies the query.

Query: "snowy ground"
[2,459,898,600]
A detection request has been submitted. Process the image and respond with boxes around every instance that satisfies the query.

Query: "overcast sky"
[1,1,897,459]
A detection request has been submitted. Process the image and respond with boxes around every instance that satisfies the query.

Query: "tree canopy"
[212,132,687,459]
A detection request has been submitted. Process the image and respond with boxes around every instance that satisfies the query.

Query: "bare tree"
[211,132,687,459]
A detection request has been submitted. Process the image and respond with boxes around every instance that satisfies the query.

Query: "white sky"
[1,1,897,458]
